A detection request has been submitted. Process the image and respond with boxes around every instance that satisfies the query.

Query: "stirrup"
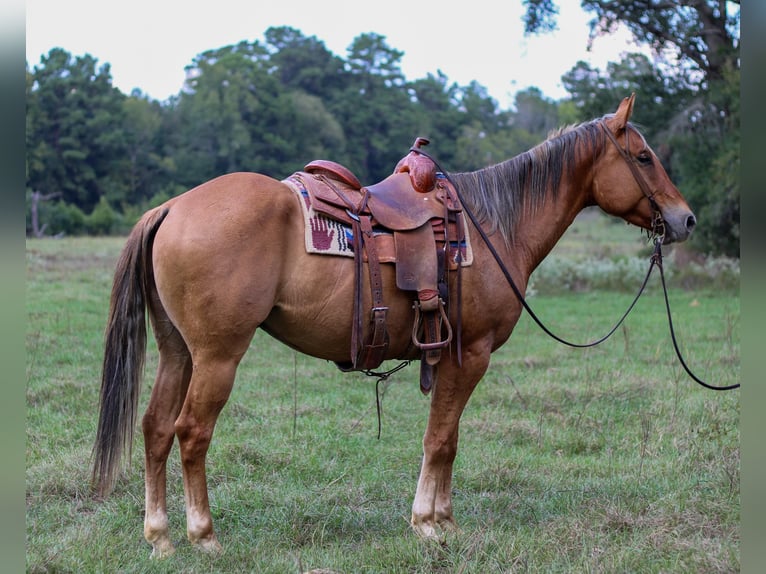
[411,298,452,351]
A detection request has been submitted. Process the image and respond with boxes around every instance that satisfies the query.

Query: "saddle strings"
[362,360,411,439]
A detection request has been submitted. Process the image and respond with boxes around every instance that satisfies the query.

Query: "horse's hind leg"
[174,348,245,552]
[141,324,192,558]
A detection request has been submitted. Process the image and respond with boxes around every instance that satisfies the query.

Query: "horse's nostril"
[686,214,697,231]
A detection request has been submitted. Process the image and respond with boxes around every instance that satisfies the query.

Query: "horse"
[91,94,696,557]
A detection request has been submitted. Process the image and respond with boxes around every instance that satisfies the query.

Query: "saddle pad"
[283,175,355,257]
[282,175,473,266]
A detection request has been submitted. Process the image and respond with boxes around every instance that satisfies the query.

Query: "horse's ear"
[608,93,636,132]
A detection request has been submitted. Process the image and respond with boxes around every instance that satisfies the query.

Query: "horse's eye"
[636,152,652,165]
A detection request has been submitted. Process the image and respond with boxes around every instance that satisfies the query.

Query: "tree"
[512,87,560,136]
[454,88,560,170]
[172,41,280,182]
[666,65,740,256]
[334,33,416,181]
[24,27,571,237]
[280,90,348,165]
[524,0,739,88]
[27,190,60,237]
[122,92,177,207]
[264,26,348,99]
[26,48,129,213]
[262,27,352,165]
[562,53,693,141]
[345,33,405,89]
[172,39,355,184]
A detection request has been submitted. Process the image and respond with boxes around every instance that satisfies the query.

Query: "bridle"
[600,120,666,243]
[410,129,740,392]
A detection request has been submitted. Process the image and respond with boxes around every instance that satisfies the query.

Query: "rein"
[651,242,740,390]
[409,132,739,392]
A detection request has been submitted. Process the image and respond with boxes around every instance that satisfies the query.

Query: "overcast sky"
[26,0,645,108]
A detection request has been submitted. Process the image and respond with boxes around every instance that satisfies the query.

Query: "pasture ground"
[26,213,739,573]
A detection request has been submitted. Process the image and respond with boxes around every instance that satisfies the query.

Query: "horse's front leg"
[411,347,490,540]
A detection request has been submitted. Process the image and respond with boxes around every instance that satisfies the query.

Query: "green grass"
[26,226,739,573]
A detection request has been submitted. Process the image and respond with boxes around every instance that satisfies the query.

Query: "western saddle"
[289,138,467,393]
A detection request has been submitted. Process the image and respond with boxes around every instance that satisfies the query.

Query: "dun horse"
[92,95,696,557]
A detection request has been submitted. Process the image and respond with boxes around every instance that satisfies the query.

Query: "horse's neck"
[508,175,591,277]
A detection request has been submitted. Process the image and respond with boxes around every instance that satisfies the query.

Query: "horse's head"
[593,94,696,244]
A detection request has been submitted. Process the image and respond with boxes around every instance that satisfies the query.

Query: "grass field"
[26,216,740,573]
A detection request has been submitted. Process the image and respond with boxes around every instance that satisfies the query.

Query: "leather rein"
[411,122,739,392]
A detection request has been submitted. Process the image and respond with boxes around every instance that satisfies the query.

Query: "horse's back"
[160,172,295,232]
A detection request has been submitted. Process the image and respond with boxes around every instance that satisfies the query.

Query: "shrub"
[528,253,737,295]
[85,196,121,236]
[673,256,740,291]
[119,189,176,231]
[529,255,664,295]
[34,200,88,236]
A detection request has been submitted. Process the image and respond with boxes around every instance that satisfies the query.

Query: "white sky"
[26,0,645,108]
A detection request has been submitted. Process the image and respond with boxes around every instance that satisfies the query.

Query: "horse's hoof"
[437,517,460,533]
[149,540,176,559]
[193,535,223,554]
[411,520,442,542]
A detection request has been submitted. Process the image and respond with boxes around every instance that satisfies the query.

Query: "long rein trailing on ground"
[411,136,740,392]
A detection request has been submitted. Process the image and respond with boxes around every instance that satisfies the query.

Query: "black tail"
[91,207,169,497]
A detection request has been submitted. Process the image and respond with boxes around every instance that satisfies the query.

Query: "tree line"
[26,1,739,256]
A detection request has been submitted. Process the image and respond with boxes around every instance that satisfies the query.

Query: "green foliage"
[27,199,87,237]
[264,26,347,98]
[172,42,275,180]
[26,12,739,256]
[24,193,124,237]
[562,53,694,134]
[121,94,177,206]
[666,66,740,256]
[330,33,420,181]
[26,49,129,213]
[530,210,739,294]
[85,196,120,236]
[522,0,559,34]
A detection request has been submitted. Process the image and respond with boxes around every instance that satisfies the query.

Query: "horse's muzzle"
[662,208,696,244]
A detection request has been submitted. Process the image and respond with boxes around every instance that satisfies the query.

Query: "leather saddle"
[290,138,466,393]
